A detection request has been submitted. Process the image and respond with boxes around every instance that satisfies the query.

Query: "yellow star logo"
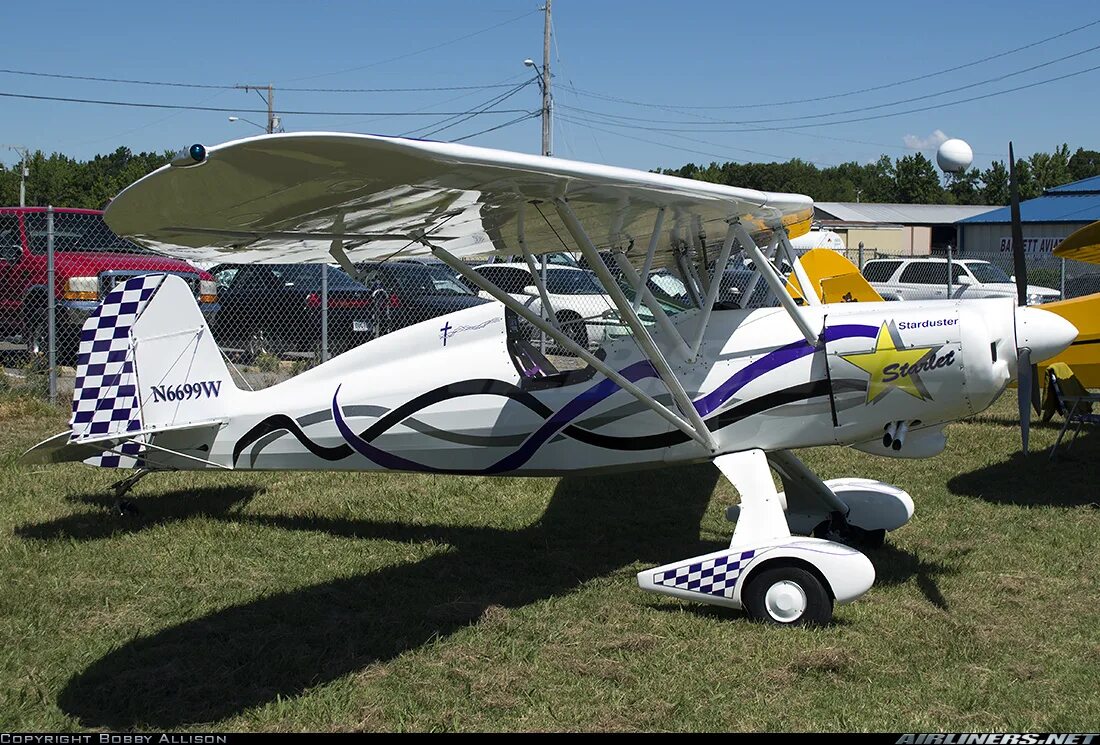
[840,323,938,404]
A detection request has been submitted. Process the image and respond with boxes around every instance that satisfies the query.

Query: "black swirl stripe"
[233,377,841,466]
[233,414,354,466]
[358,380,553,441]
[562,380,836,451]
[232,379,556,467]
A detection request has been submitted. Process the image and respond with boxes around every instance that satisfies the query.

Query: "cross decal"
[440,321,452,346]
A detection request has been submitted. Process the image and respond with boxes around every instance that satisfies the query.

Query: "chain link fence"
[837,244,1100,304]
[4,206,1099,405]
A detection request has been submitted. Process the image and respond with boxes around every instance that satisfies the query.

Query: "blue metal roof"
[1046,174,1100,193]
[958,174,1100,223]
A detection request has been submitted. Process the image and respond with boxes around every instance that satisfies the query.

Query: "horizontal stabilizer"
[21,432,103,465]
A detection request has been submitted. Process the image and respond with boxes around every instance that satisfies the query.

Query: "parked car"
[861,258,1061,304]
[354,260,488,334]
[0,207,217,363]
[210,263,381,360]
[469,263,615,350]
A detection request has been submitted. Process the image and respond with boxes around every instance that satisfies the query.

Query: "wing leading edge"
[105,132,814,267]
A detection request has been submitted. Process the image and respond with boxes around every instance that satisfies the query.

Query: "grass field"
[1,393,1098,732]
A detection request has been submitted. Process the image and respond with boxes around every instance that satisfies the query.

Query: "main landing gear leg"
[767,450,914,551]
[637,449,876,626]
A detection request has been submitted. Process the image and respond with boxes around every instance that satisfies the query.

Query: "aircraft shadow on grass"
[20,465,943,728]
[947,428,1100,508]
[15,486,262,541]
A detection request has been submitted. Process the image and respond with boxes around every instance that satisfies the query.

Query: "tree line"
[0,147,173,210]
[661,145,1100,205]
[2,144,1099,210]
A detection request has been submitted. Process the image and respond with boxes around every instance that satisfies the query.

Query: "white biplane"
[23,133,1077,626]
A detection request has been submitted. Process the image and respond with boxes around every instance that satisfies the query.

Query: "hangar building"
[955,175,1100,256]
[813,202,995,257]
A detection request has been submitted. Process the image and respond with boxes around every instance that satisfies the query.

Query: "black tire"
[25,313,49,366]
[554,311,588,354]
[742,565,833,626]
[24,314,78,367]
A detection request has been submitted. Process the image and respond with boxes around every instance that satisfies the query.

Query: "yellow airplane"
[1045,220,1100,387]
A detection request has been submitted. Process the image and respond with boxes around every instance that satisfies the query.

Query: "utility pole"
[540,0,552,157]
[5,146,29,207]
[235,84,278,133]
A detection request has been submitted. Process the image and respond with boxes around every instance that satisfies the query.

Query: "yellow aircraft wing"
[1037,294,1100,388]
[1028,220,1100,388]
[1053,220,1100,264]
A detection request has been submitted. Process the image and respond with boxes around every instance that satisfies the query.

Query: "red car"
[0,207,218,362]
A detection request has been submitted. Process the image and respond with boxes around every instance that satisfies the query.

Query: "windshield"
[422,263,473,295]
[648,272,691,303]
[545,268,604,295]
[273,265,368,290]
[616,277,688,314]
[544,252,579,267]
[965,262,1011,283]
[25,212,153,255]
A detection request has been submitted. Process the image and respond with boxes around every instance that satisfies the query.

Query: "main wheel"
[742,566,833,626]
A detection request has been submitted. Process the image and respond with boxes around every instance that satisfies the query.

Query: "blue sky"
[2,0,1099,175]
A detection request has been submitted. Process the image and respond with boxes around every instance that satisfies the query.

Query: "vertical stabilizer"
[69,274,237,468]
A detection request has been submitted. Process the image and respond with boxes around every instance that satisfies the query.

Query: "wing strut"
[428,241,716,451]
[742,233,777,307]
[327,212,367,283]
[610,251,692,360]
[516,204,562,335]
[674,244,705,308]
[688,223,737,359]
[778,229,820,307]
[633,207,665,312]
[732,222,820,346]
[554,199,718,452]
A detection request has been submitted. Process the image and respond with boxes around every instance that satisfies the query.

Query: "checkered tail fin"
[69,274,236,468]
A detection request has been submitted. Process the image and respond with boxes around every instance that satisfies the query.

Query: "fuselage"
[205,295,1038,475]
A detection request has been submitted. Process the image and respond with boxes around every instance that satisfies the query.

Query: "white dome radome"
[937,138,973,173]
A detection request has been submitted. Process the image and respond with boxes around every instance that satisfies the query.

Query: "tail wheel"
[742,566,833,626]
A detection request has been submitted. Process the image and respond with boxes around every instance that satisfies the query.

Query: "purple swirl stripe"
[333,324,879,473]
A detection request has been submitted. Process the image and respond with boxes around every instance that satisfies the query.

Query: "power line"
[286,8,541,82]
[558,17,1100,112]
[0,90,531,117]
[449,112,541,143]
[556,62,1100,134]
[556,113,835,167]
[0,67,528,94]
[405,80,536,139]
[557,41,1100,129]
[306,72,533,132]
